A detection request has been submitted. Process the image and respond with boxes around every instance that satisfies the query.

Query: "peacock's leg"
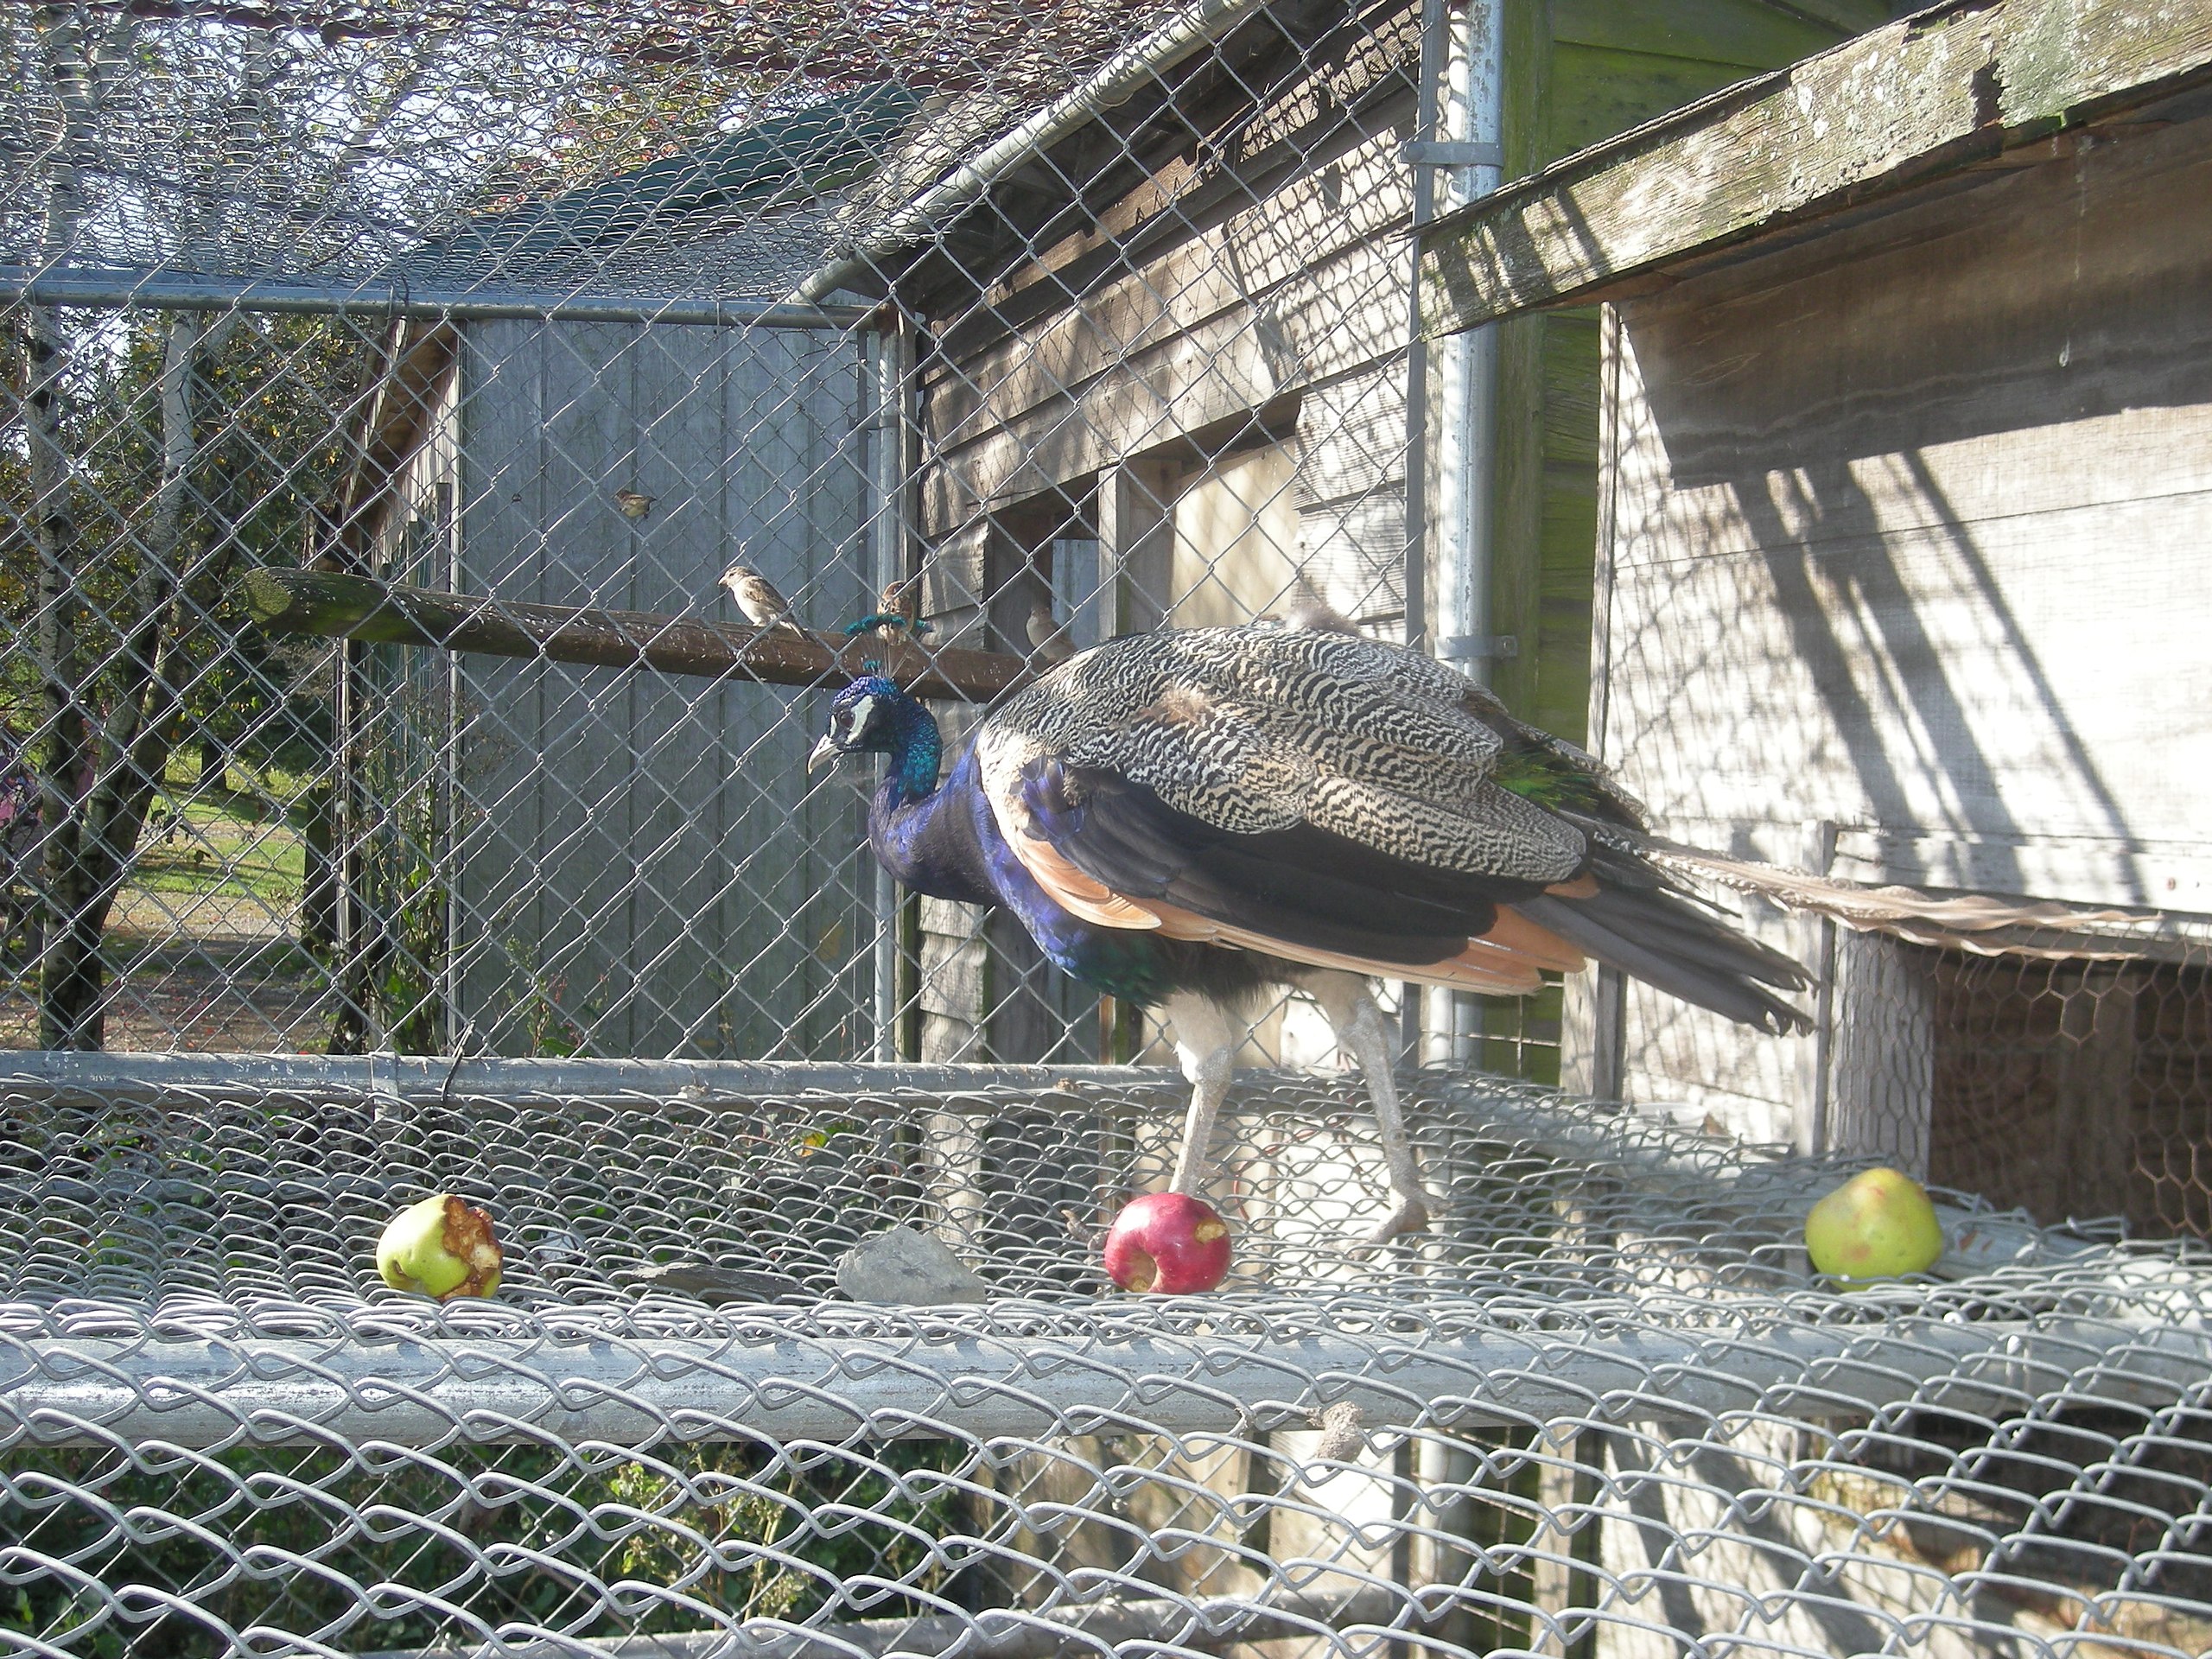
[1304,971,1434,1243]
[1160,990,1237,1198]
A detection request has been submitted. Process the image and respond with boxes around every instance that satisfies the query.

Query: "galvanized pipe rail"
[358,1587,1398,1659]
[3,1313,2201,1452]
[0,264,872,330]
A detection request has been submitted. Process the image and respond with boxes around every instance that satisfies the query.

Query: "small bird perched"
[810,622,1809,1244]
[842,576,934,645]
[882,576,921,632]
[719,562,806,638]
[1025,599,1076,664]
[614,489,654,520]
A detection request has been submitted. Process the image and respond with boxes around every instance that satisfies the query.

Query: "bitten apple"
[377,1194,504,1300]
[1103,1192,1231,1294]
[1804,1166,1944,1287]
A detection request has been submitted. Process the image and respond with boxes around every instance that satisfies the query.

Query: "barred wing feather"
[975,624,1808,1033]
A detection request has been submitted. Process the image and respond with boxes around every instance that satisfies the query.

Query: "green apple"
[1804,1166,1944,1287]
[377,1195,504,1300]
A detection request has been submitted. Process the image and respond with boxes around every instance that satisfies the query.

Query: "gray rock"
[836,1225,988,1305]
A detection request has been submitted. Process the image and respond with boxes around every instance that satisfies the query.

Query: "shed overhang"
[1417,0,2212,339]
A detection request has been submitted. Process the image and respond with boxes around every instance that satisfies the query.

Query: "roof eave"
[1418,0,2212,339]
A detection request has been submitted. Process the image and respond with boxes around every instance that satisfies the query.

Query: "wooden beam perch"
[239,568,1033,702]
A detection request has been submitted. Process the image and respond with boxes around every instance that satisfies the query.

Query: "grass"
[114,780,307,938]
[1,753,330,1051]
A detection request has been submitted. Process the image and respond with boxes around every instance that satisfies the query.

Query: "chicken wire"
[0,0,1451,1068]
[0,1055,2207,1659]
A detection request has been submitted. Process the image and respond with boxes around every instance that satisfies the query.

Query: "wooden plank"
[788,329,877,1058]
[627,321,744,1058]
[1293,366,1409,632]
[1824,929,1936,1173]
[450,319,550,1052]
[619,322,707,1057]
[925,119,1416,451]
[1540,41,1769,160]
[1605,112,2212,536]
[1601,490,2212,903]
[926,234,1413,524]
[1295,487,1408,629]
[1551,0,1869,67]
[1294,365,1408,505]
[1486,312,1548,721]
[949,8,1421,347]
[1097,455,1179,635]
[1420,0,2212,334]
[526,320,639,1056]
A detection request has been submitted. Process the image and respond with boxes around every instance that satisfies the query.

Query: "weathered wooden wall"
[1485,0,1887,747]
[899,0,1880,1070]
[396,320,874,1058]
[1581,99,2212,1140]
[913,0,1426,645]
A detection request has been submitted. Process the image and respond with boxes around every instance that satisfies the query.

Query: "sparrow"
[840,575,936,644]
[1025,600,1076,664]
[718,562,806,637]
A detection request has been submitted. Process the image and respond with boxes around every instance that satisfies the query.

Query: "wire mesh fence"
[4,1056,2212,1659]
[8,1,2212,1648]
[0,0,1454,1070]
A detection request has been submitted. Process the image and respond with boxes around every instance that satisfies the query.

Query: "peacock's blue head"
[808,674,940,800]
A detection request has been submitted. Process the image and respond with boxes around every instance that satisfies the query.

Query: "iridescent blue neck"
[880,691,942,805]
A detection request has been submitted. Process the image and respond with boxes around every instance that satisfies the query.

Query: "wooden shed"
[1421,0,2212,1234]
[326,95,915,1058]
[837,0,1893,1065]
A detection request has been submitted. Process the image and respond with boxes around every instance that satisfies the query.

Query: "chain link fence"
[6,0,2212,1652]
[0,0,1452,1072]
[4,1057,2212,1659]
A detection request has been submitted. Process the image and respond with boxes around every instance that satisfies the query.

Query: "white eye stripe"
[846,695,879,735]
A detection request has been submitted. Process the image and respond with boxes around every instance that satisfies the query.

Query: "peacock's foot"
[1353,1196,1432,1252]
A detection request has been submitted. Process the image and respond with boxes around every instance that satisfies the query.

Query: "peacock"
[808,620,1810,1243]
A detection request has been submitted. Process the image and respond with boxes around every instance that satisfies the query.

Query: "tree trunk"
[36,312,207,1047]
[27,4,94,1046]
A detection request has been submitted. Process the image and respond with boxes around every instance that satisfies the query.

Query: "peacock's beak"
[806,734,840,773]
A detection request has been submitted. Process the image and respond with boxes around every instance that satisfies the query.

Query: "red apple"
[1103,1193,1232,1294]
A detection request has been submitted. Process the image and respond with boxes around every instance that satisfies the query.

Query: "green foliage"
[0,1436,967,1655]
[4,304,375,1042]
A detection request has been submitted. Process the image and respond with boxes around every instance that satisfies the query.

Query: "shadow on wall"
[1607,117,2212,911]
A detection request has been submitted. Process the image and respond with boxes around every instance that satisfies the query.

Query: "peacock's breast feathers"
[982,625,1599,883]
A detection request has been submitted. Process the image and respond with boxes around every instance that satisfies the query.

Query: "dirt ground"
[0,931,331,1052]
[1,787,335,1054]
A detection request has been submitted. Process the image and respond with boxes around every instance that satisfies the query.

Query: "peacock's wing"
[978,625,1812,1033]
[975,626,1594,991]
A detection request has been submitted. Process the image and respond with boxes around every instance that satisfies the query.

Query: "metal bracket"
[1439,633,1519,662]
[1402,140,1503,169]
